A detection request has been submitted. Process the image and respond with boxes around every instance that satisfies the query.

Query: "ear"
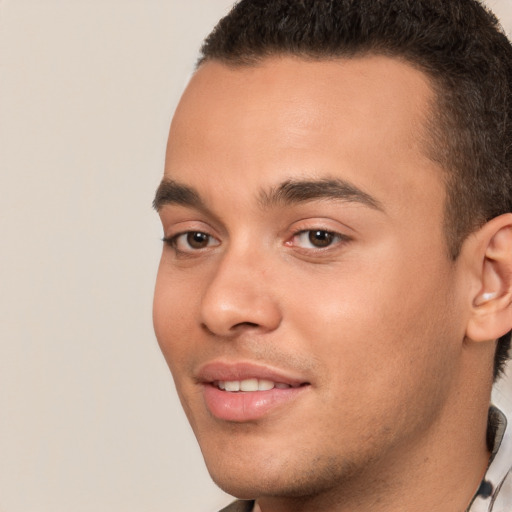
[466,213,512,342]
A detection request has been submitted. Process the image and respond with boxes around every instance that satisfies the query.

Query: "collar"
[468,405,512,511]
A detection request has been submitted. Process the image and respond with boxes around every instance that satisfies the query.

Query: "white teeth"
[216,379,286,392]
[240,378,258,392]
[258,379,275,391]
[224,380,240,392]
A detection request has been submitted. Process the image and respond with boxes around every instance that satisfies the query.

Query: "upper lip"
[196,360,309,386]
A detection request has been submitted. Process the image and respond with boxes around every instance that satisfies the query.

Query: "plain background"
[1,1,512,511]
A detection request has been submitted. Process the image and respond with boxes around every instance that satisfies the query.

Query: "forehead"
[165,56,444,219]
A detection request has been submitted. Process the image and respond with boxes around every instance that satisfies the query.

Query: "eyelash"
[162,231,219,254]
[288,229,350,251]
[162,227,350,256]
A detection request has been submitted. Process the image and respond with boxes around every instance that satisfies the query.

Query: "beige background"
[1,1,512,511]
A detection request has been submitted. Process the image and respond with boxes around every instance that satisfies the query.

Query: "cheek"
[153,262,198,371]
[281,244,460,396]
[153,267,204,425]
[279,269,458,454]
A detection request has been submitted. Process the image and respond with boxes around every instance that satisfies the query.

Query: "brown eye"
[308,230,335,247]
[186,231,211,249]
[166,231,220,253]
[290,229,347,251]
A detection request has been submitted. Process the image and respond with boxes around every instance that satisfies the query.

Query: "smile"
[197,361,311,421]
[214,378,302,392]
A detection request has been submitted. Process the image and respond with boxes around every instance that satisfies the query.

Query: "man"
[153,0,512,510]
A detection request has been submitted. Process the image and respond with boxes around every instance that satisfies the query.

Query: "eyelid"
[161,218,222,257]
[161,217,219,240]
[288,228,350,248]
[283,217,354,256]
[164,230,220,251]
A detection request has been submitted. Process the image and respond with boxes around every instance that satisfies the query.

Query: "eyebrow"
[153,179,204,212]
[258,178,384,211]
[153,177,383,212]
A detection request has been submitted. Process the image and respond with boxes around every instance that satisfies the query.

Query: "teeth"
[258,379,275,391]
[240,378,258,392]
[216,378,291,392]
[224,380,240,392]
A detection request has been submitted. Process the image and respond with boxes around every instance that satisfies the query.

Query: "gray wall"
[1,1,511,511]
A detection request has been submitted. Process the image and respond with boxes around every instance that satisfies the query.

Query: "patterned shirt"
[219,406,512,512]
[468,406,512,511]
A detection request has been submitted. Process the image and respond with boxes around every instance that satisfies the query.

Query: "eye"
[165,231,220,252]
[291,229,346,249]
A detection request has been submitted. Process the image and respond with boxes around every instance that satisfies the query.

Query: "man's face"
[154,56,470,499]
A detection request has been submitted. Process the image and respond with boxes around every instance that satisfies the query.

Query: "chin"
[202,445,359,502]
[201,444,278,498]
[208,469,294,501]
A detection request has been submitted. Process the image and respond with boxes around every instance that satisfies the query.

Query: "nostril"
[201,323,215,335]
[201,320,262,337]
[234,322,259,328]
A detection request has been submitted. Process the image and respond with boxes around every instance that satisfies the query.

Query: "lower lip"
[202,384,308,422]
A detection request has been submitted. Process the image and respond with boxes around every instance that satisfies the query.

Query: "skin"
[153,56,506,511]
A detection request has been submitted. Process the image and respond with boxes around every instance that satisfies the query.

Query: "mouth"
[213,378,306,392]
[197,362,311,422]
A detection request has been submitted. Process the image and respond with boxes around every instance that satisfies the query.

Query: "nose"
[199,248,282,337]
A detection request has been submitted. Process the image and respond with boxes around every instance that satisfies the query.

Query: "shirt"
[468,406,512,511]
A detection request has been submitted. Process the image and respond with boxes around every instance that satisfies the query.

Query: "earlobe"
[466,214,512,343]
